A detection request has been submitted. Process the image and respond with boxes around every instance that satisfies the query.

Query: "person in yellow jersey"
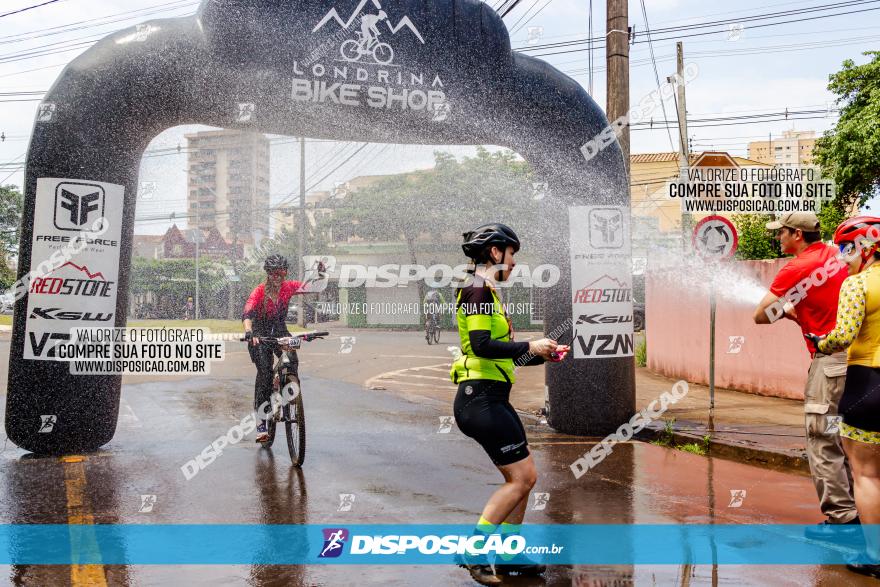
[450,223,568,584]
[809,216,880,580]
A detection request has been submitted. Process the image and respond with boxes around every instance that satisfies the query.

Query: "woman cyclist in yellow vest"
[451,223,568,583]
[809,216,880,580]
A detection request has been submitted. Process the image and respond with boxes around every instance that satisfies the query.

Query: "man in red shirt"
[754,212,858,536]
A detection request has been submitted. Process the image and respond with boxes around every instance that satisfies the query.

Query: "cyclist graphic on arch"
[341,10,394,65]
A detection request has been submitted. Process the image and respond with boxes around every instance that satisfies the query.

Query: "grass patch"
[635,338,647,367]
[651,418,676,448]
[651,419,712,455]
[0,315,11,326]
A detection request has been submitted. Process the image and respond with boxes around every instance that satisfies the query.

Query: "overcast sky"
[0,0,876,234]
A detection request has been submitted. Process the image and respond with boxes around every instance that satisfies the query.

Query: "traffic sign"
[692,215,738,261]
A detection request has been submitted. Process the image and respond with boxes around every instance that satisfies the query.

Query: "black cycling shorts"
[454,379,529,466]
[840,365,880,433]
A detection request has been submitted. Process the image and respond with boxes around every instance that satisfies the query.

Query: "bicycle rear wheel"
[284,391,306,466]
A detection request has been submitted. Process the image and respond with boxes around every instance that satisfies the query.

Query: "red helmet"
[834,215,880,272]
[833,216,880,245]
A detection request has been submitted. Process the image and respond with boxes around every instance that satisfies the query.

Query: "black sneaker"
[255,422,269,443]
[804,516,861,540]
[495,559,547,575]
[848,563,880,579]
[459,564,501,585]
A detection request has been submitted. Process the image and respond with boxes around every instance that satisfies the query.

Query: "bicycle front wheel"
[433,324,440,344]
[373,43,393,64]
[262,417,277,448]
[284,392,306,466]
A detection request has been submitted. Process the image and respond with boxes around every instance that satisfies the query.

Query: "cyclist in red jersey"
[242,254,317,442]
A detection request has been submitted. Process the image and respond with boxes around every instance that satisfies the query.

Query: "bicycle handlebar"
[240,331,330,342]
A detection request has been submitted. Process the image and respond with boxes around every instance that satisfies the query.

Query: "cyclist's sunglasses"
[268,269,288,277]
[839,242,856,256]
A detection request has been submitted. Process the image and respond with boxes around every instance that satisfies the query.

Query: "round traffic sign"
[692,215,738,260]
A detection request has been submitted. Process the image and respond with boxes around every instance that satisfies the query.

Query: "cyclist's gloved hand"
[549,345,571,362]
[244,331,253,342]
[804,332,827,352]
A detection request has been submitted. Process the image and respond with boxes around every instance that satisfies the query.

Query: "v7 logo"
[29,332,70,358]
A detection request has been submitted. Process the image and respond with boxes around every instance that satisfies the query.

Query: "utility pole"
[673,41,691,246]
[195,204,200,320]
[298,137,307,327]
[606,0,630,176]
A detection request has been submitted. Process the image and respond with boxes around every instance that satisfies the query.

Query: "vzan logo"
[54,182,105,231]
[294,1,447,114]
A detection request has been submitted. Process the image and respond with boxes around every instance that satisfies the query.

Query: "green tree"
[814,51,880,212]
[817,200,848,241]
[332,147,537,259]
[733,214,783,260]
[0,185,23,289]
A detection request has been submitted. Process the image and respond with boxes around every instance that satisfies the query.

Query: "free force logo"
[589,208,624,249]
[319,528,349,558]
[54,182,105,231]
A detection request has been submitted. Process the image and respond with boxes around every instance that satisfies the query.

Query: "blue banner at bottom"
[0,524,876,565]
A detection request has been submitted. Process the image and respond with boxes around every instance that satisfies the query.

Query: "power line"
[639,0,676,152]
[0,0,65,20]
[520,0,880,55]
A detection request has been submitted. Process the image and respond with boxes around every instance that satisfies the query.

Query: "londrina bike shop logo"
[293,1,449,118]
[319,528,350,559]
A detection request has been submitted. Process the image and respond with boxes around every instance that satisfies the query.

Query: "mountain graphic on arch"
[313,0,426,44]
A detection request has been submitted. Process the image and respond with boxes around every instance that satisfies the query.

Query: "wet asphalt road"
[0,332,875,586]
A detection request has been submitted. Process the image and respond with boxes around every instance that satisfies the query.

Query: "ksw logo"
[54,182,105,231]
[576,314,633,325]
[589,208,624,249]
[314,0,425,66]
[29,307,113,321]
[319,528,349,558]
[575,333,634,357]
[28,332,70,358]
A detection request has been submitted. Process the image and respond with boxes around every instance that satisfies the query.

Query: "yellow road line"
[61,456,108,587]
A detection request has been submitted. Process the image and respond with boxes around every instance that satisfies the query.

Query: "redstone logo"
[28,262,114,298]
[573,275,632,304]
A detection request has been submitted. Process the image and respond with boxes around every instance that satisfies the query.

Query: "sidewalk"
[510,362,810,474]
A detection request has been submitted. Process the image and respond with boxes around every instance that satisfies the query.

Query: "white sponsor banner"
[569,206,634,359]
[24,178,124,361]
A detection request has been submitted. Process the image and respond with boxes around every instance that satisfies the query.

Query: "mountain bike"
[241,331,329,466]
[340,31,394,65]
[425,313,440,345]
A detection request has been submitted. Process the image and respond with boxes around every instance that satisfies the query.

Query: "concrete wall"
[646,257,811,400]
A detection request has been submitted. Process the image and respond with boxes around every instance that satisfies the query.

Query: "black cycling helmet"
[461,223,521,260]
[263,254,289,272]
